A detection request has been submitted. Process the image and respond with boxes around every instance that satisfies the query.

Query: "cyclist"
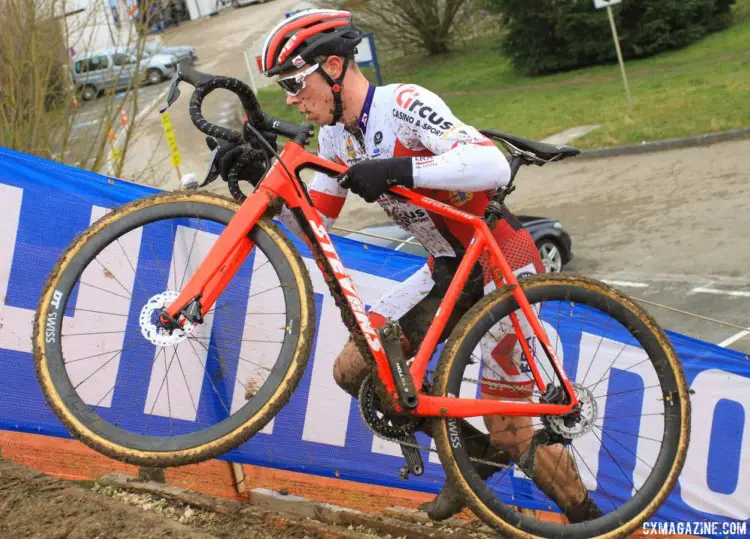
[212,9,603,523]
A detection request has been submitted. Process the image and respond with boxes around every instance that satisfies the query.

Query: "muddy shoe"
[419,483,465,521]
[565,494,605,523]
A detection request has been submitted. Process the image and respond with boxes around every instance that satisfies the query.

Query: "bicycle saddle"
[480,129,581,162]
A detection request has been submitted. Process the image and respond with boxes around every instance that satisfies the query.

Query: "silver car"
[71,48,177,101]
[142,41,198,65]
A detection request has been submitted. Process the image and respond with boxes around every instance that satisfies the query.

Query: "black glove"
[338,158,414,203]
[206,125,277,187]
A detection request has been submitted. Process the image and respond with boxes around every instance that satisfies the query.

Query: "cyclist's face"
[284,57,343,126]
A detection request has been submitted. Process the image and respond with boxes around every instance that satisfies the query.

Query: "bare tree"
[328,0,478,56]
[0,0,166,181]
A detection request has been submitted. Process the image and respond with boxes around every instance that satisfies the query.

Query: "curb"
[97,473,495,538]
[577,127,750,160]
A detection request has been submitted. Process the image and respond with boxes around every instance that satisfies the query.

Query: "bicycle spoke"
[114,237,163,304]
[79,281,131,300]
[570,444,620,514]
[73,308,129,317]
[585,357,652,392]
[192,335,284,345]
[593,384,661,399]
[186,338,276,372]
[92,257,133,299]
[186,338,232,417]
[593,423,663,444]
[593,424,657,471]
[175,348,199,417]
[590,428,639,495]
[65,345,133,365]
[179,224,200,290]
[72,348,123,391]
[580,313,615,387]
[116,347,166,431]
[63,330,127,337]
[166,347,174,436]
[170,218,179,291]
[149,347,178,415]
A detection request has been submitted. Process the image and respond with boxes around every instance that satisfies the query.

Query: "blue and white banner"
[0,146,748,537]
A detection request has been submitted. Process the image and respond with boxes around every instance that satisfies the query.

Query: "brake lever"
[199,143,221,188]
[160,72,182,114]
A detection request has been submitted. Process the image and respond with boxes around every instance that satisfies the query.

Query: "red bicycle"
[34,63,690,538]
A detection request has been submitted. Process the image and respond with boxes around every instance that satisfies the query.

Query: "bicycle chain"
[357,373,521,472]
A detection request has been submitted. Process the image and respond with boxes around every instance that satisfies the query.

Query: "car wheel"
[80,85,97,101]
[146,68,163,85]
[537,238,563,273]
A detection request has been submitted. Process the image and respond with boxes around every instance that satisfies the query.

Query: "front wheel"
[432,274,690,538]
[146,68,164,85]
[34,192,315,467]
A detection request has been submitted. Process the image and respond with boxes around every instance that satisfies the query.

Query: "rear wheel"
[432,274,690,538]
[34,192,315,466]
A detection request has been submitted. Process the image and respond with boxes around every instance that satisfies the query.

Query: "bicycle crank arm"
[399,434,424,479]
[380,322,418,410]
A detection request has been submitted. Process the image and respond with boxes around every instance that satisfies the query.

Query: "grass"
[256,1,750,149]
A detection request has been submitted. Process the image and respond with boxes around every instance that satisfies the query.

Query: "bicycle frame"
[165,140,580,419]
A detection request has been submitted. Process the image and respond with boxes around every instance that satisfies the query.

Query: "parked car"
[343,216,573,272]
[71,48,178,101]
[142,40,198,65]
[232,0,271,6]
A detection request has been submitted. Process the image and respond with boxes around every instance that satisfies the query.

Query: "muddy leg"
[484,397,603,522]
[332,339,371,398]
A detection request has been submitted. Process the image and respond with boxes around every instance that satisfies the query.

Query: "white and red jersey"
[306,82,512,259]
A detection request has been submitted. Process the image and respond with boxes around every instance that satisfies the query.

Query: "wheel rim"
[539,241,563,272]
[148,70,161,83]
[436,277,687,537]
[40,202,305,453]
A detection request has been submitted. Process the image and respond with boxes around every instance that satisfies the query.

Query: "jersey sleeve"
[307,126,348,230]
[275,126,346,241]
[389,84,510,192]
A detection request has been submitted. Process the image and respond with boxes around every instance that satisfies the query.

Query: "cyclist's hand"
[242,123,278,156]
[205,134,271,188]
[337,158,413,203]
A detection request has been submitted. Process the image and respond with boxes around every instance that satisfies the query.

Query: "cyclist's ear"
[321,55,344,79]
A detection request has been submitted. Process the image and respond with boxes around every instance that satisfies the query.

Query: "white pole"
[607,5,633,107]
[243,50,257,95]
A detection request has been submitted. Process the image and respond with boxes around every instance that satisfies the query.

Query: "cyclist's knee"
[333,339,369,397]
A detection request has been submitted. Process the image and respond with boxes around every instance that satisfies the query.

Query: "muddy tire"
[33,192,315,467]
[431,273,690,538]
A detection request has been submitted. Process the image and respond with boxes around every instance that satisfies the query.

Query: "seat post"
[484,155,526,228]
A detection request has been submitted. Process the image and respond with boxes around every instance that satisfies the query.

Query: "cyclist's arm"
[391,85,510,191]
[276,129,347,239]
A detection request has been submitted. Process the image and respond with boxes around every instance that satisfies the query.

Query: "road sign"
[160,112,182,170]
[355,33,383,86]
[594,0,621,8]
[595,0,632,107]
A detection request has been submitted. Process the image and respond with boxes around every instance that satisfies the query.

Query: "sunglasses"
[277,63,320,96]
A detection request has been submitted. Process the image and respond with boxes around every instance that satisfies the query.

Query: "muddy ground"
[0,459,497,539]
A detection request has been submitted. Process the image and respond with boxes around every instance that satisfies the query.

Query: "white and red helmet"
[260,9,363,77]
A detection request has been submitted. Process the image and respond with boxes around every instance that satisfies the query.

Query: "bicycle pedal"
[399,434,424,478]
